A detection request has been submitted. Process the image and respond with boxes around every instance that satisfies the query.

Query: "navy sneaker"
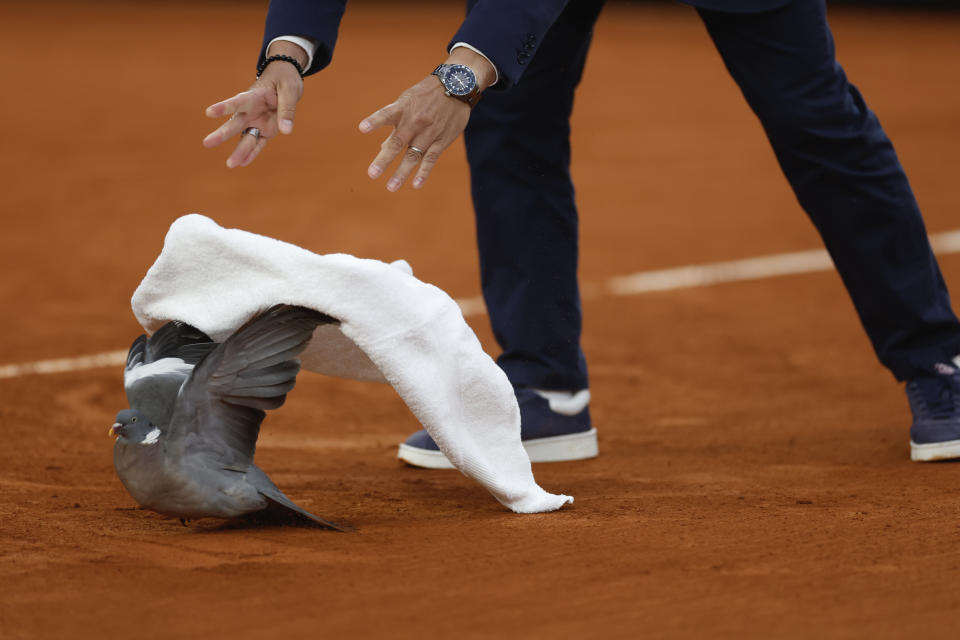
[397,387,599,469]
[907,362,960,462]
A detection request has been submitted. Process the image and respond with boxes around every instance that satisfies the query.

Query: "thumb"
[276,79,302,135]
[359,101,400,134]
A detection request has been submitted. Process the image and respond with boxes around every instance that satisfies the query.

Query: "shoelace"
[907,368,960,420]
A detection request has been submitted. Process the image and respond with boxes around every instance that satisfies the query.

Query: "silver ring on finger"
[408,145,425,156]
[243,127,261,139]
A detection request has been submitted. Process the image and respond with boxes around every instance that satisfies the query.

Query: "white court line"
[607,247,833,295]
[0,350,128,380]
[5,228,960,380]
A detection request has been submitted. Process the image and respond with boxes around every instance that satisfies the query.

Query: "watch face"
[441,64,476,96]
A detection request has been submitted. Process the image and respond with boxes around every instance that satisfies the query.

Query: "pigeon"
[110,304,346,529]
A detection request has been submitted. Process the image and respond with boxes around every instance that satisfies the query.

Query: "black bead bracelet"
[256,54,305,79]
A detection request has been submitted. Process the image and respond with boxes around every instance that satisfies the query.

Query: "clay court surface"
[2,1,960,637]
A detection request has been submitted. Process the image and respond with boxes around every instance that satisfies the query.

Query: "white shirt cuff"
[268,36,317,71]
[450,42,500,86]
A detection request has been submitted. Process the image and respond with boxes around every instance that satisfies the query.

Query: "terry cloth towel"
[131,214,573,514]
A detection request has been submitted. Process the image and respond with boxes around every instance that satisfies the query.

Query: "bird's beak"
[109,423,121,438]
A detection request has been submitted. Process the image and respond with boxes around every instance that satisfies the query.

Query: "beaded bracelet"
[256,54,305,79]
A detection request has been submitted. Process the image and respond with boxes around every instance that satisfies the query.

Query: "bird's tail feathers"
[245,464,350,531]
[258,486,352,531]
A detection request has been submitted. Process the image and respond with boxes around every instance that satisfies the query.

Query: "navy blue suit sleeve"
[258,0,348,76]
[450,0,570,90]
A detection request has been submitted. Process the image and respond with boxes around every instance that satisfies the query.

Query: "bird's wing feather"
[124,321,217,426]
[168,305,336,470]
[143,321,215,364]
[125,334,147,370]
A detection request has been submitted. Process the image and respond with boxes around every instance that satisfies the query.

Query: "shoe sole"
[910,438,960,462]
[397,428,599,470]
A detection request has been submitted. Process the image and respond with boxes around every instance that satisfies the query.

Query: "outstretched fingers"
[381,141,444,192]
[378,133,416,190]
[225,129,267,169]
[205,91,251,119]
[359,103,401,179]
[359,76,472,191]
[202,91,259,148]
[203,114,250,149]
[359,103,447,190]
[238,135,269,167]
[358,101,397,135]
[411,145,442,189]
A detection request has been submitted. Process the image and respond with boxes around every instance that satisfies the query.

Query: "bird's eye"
[131,417,137,423]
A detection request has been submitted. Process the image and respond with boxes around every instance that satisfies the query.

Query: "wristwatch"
[431,63,481,108]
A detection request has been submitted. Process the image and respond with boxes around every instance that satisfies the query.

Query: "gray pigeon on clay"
[111,304,345,529]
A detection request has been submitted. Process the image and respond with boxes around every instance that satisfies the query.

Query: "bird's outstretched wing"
[169,305,337,471]
[124,321,216,426]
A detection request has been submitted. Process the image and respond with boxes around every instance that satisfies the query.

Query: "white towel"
[131,214,573,514]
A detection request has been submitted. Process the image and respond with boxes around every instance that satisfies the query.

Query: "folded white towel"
[131,215,573,513]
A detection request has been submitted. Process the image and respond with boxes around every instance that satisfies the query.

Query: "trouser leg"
[465,0,605,390]
[697,0,960,380]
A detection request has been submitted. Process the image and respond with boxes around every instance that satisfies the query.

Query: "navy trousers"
[464,0,960,387]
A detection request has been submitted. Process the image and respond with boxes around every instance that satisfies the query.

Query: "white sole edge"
[397,428,599,470]
[910,438,960,462]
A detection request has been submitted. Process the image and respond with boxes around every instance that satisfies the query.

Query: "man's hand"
[359,48,496,191]
[202,42,307,168]
[358,77,471,191]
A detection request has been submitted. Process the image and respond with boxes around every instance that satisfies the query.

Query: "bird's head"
[110,409,161,445]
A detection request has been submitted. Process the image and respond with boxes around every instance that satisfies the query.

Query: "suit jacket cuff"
[449,42,500,86]
[259,0,347,76]
[267,36,317,72]
[449,0,569,90]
